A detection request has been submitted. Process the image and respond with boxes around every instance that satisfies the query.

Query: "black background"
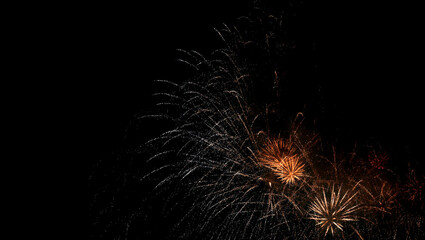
[89,0,424,167]
[88,0,424,238]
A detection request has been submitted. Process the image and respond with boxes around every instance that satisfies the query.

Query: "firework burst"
[89,3,425,240]
[309,184,360,237]
[368,150,389,170]
[258,138,305,185]
[359,179,399,216]
[403,168,425,206]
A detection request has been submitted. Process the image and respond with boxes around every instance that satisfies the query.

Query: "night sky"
[89,1,424,239]
[89,0,424,162]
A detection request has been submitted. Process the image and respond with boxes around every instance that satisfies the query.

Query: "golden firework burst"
[309,185,360,236]
[258,138,305,185]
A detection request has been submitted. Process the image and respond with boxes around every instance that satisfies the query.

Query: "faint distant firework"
[403,168,425,205]
[359,178,399,217]
[368,150,389,170]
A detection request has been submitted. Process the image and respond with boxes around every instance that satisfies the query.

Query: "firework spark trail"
[150,52,280,238]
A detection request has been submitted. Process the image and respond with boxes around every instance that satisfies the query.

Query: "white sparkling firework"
[309,185,360,236]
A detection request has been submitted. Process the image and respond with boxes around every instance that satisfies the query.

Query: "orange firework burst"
[257,138,305,185]
[309,185,360,236]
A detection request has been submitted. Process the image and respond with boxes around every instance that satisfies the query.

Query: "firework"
[359,179,399,216]
[368,150,389,170]
[309,184,360,237]
[257,138,305,185]
[89,3,425,240]
[403,169,425,205]
[138,43,290,239]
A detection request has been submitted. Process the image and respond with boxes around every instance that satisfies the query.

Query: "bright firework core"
[258,138,305,185]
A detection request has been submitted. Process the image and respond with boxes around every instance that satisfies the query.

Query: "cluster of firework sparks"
[90,5,425,240]
[141,14,425,238]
